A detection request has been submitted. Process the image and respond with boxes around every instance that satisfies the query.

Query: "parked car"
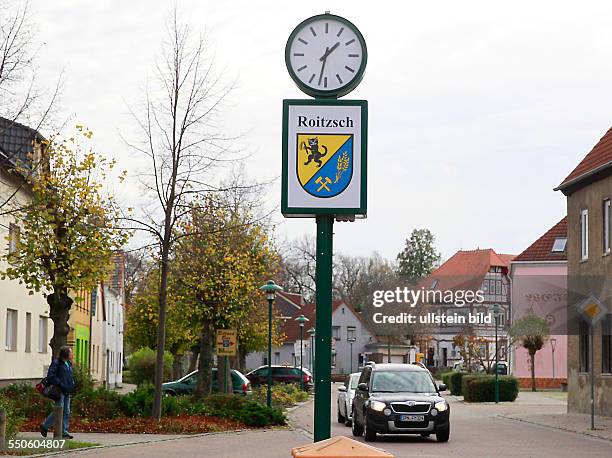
[337,372,360,426]
[162,368,252,396]
[351,363,450,442]
[246,365,313,390]
[490,361,508,375]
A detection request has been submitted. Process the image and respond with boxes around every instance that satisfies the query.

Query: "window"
[347,326,356,341]
[431,279,438,289]
[332,326,341,340]
[603,315,611,374]
[579,321,589,372]
[5,309,17,350]
[8,223,19,254]
[604,199,611,254]
[25,312,31,352]
[274,352,280,364]
[38,316,48,353]
[551,237,567,253]
[581,209,589,260]
[331,352,337,367]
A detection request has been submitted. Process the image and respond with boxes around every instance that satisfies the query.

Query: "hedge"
[442,372,467,395]
[461,375,519,402]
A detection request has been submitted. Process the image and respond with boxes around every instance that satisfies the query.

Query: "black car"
[246,365,313,390]
[351,363,450,442]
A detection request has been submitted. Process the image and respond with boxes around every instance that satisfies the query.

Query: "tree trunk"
[188,344,200,373]
[171,350,182,380]
[529,349,536,392]
[217,355,232,393]
[238,346,247,372]
[47,291,73,358]
[152,247,171,419]
[195,319,214,398]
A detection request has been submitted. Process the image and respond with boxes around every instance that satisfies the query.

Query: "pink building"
[510,217,568,389]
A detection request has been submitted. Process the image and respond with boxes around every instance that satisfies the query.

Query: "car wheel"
[344,416,352,427]
[337,403,345,424]
[436,425,450,442]
[363,414,376,442]
[351,409,363,437]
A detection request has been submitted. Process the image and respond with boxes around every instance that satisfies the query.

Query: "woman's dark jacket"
[47,358,75,395]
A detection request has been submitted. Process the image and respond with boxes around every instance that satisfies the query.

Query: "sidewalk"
[11,429,311,457]
[498,412,612,442]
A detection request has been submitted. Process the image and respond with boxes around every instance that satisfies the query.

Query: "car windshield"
[371,371,436,393]
[349,375,360,389]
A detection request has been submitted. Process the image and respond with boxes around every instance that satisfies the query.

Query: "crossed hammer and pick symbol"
[315,176,332,192]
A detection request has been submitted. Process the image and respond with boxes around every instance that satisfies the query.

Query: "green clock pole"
[314,215,333,442]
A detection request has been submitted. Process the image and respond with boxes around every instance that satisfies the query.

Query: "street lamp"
[347,336,356,373]
[307,327,316,377]
[492,304,501,404]
[550,337,557,381]
[259,280,282,408]
[295,314,310,390]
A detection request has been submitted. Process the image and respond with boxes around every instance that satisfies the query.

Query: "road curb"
[19,428,259,457]
[497,414,612,442]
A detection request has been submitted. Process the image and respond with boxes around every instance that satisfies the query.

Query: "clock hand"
[319,42,341,61]
[317,46,329,86]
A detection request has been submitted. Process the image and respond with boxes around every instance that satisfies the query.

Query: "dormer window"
[551,237,567,253]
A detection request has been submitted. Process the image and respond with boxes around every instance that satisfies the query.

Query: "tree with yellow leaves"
[172,195,280,396]
[1,127,128,356]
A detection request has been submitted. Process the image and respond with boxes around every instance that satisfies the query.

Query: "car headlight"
[369,400,386,412]
[434,401,448,412]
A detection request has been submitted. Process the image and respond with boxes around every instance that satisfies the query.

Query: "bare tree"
[0,0,62,213]
[124,8,237,419]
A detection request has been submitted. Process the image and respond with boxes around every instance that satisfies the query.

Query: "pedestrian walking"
[40,346,75,439]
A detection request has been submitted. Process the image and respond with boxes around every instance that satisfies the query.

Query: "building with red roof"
[510,217,567,389]
[555,125,612,416]
[420,248,514,370]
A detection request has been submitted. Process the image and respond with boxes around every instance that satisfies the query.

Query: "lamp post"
[295,315,310,390]
[550,337,557,381]
[259,280,282,408]
[348,336,356,373]
[492,304,501,404]
[307,327,315,377]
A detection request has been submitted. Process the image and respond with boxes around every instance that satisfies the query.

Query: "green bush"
[72,387,122,420]
[127,347,173,386]
[0,383,51,419]
[72,362,95,394]
[462,375,519,402]
[0,394,25,439]
[447,372,467,395]
[252,384,308,408]
[122,370,134,384]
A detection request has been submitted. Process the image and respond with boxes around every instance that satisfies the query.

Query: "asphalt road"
[317,383,612,458]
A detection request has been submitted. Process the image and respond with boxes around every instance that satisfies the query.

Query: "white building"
[0,118,54,385]
[90,254,125,389]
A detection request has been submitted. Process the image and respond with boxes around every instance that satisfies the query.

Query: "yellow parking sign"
[216,329,237,356]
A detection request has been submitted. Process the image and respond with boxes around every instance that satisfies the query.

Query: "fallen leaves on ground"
[22,415,247,434]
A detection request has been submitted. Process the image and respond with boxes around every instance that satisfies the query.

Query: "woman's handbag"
[36,377,62,401]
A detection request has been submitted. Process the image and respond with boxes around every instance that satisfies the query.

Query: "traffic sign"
[216,329,237,356]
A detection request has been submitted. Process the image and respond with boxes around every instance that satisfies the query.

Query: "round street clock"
[285,13,367,98]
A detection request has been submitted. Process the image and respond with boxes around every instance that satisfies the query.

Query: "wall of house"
[0,174,54,384]
[511,263,568,382]
[90,286,105,384]
[103,285,124,388]
[331,303,374,374]
[567,177,612,416]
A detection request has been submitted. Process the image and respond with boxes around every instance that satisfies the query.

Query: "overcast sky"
[32,0,612,262]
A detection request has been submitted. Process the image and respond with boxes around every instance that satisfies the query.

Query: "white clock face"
[288,18,365,94]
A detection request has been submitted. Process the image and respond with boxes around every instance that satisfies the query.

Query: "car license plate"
[399,414,425,422]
